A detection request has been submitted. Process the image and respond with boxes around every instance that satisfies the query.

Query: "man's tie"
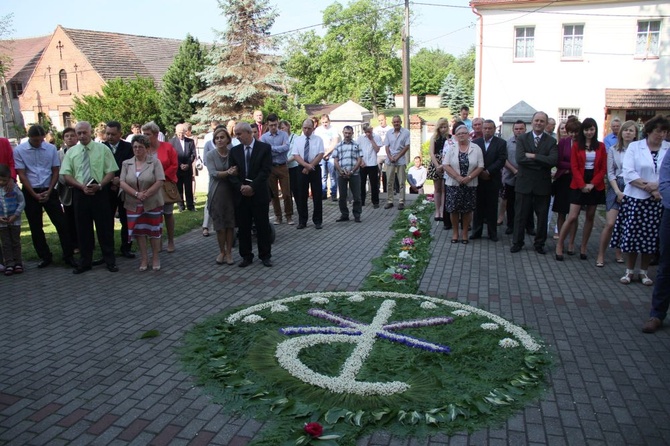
[81,147,92,183]
[304,137,310,163]
[245,146,251,174]
[534,135,541,148]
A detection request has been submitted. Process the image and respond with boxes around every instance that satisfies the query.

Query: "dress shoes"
[384,203,394,209]
[261,259,273,267]
[336,216,350,222]
[398,203,405,210]
[72,265,92,275]
[510,244,523,253]
[120,250,136,259]
[107,264,119,272]
[642,317,662,333]
[315,224,323,229]
[504,227,513,235]
[535,246,547,255]
[373,204,379,209]
[489,235,499,242]
[37,258,52,268]
[443,224,452,231]
[354,217,361,223]
[238,258,253,268]
[297,224,306,229]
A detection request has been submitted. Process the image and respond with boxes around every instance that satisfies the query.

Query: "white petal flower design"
[499,338,519,348]
[310,297,329,304]
[348,294,365,302]
[452,309,471,317]
[420,301,438,309]
[242,314,264,324]
[270,304,289,313]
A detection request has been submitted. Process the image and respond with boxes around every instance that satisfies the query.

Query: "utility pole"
[402,0,410,133]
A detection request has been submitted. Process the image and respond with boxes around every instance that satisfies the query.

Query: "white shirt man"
[383,116,410,210]
[356,124,383,208]
[291,119,325,229]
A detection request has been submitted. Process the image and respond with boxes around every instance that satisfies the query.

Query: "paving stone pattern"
[1,196,669,445]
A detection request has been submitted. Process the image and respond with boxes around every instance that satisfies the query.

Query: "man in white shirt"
[314,114,340,201]
[373,114,393,193]
[356,123,382,208]
[291,119,325,229]
[383,116,410,210]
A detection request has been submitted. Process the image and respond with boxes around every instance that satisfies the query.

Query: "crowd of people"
[1,109,669,335]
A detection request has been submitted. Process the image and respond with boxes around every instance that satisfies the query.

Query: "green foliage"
[283,0,403,114]
[438,73,457,109]
[410,48,455,97]
[0,13,14,79]
[71,76,162,135]
[260,95,308,134]
[192,0,284,123]
[384,86,396,109]
[160,34,207,128]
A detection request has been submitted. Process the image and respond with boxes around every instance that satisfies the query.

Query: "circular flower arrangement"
[181,291,549,445]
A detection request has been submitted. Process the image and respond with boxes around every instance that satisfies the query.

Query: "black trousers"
[296,166,322,225]
[236,196,271,261]
[513,192,550,248]
[23,187,73,261]
[73,188,115,268]
[177,171,194,210]
[472,179,499,238]
[360,166,379,206]
[107,185,130,252]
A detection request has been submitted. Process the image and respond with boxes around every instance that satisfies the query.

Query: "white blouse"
[622,138,670,199]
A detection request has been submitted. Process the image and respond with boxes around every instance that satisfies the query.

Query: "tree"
[0,13,13,80]
[284,0,403,115]
[160,34,207,128]
[410,48,454,97]
[260,95,308,134]
[438,73,456,108]
[71,77,162,135]
[192,0,283,123]
[384,85,396,109]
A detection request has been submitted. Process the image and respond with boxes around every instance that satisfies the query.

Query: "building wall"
[19,27,105,130]
[474,1,669,133]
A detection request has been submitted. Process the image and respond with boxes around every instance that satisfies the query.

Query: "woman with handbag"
[119,135,165,271]
[141,121,179,253]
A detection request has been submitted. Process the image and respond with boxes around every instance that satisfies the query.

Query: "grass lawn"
[371,108,452,126]
[15,192,208,265]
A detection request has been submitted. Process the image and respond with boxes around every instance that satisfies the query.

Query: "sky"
[1,0,476,56]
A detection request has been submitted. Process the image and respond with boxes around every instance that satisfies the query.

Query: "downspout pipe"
[470,3,483,115]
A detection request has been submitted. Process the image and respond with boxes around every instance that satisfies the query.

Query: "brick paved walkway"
[1,196,668,445]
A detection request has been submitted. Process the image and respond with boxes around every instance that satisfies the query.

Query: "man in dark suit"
[471,119,507,241]
[104,121,135,258]
[229,122,273,267]
[510,111,558,254]
[169,124,197,211]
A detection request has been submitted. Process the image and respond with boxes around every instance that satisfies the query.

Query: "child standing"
[0,164,25,275]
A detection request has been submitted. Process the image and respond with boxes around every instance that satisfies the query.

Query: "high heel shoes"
[555,253,564,261]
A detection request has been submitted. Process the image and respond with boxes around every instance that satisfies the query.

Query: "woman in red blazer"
[555,118,607,261]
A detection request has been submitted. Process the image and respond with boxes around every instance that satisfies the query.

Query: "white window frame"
[562,24,584,59]
[635,20,660,58]
[514,26,535,61]
[558,108,580,122]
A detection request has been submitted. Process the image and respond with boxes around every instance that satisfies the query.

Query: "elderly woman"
[555,118,607,261]
[596,120,638,266]
[442,124,484,244]
[205,127,238,265]
[428,118,450,221]
[119,135,165,271]
[141,121,178,253]
[612,115,670,285]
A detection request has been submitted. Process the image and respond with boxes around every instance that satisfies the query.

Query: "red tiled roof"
[1,35,50,81]
[61,27,182,86]
[605,89,670,109]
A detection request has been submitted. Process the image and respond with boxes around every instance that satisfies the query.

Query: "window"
[558,108,580,122]
[636,20,660,57]
[10,82,23,98]
[514,27,535,59]
[63,112,72,128]
[562,24,584,58]
[59,69,68,91]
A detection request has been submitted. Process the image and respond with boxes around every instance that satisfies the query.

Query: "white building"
[470,0,670,137]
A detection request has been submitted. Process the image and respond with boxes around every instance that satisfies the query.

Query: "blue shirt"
[659,146,670,209]
[260,130,290,165]
[604,133,618,150]
[13,141,60,188]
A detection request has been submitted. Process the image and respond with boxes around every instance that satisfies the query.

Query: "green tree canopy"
[160,34,207,128]
[260,95,308,134]
[410,48,455,97]
[284,0,403,115]
[71,76,162,135]
[192,0,284,123]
